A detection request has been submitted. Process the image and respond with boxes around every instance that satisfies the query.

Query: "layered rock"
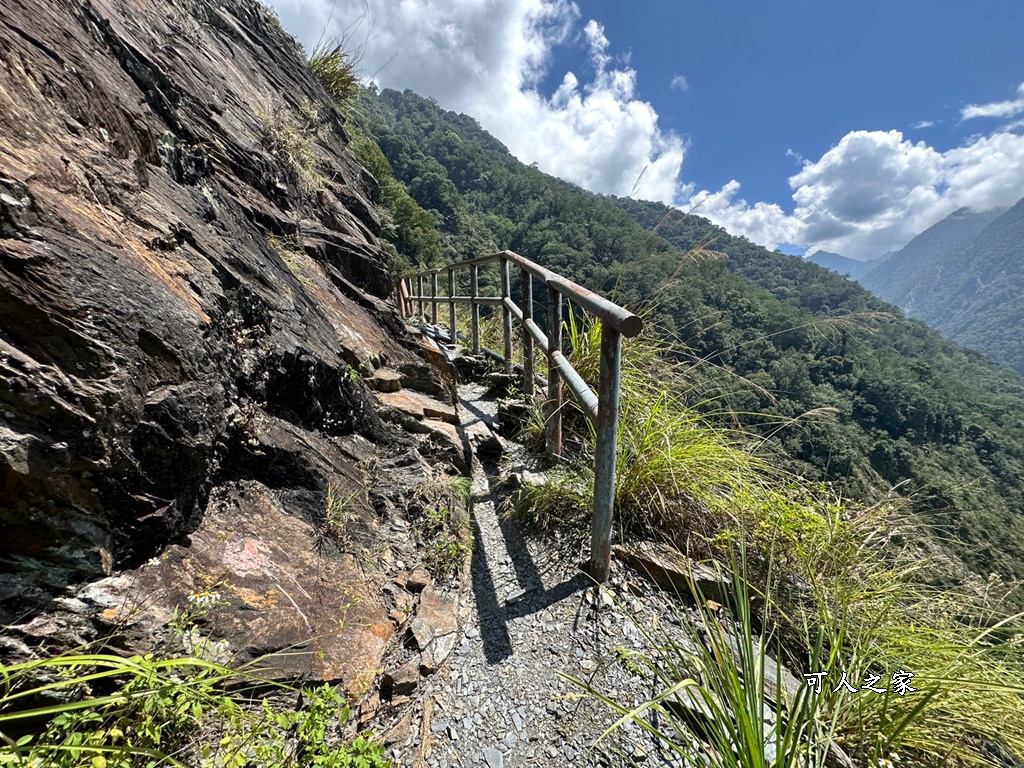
[0,0,453,690]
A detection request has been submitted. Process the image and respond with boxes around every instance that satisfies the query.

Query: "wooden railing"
[395,250,643,583]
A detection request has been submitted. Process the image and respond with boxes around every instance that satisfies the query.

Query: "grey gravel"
[373,377,729,768]
[483,746,504,768]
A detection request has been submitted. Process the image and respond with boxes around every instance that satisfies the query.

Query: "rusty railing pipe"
[448,268,456,345]
[547,284,563,457]
[470,263,481,354]
[521,268,534,397]
[500,257,513,373]
[591,325,622,582]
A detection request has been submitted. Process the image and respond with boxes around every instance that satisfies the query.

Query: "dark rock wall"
[0,0,419,626]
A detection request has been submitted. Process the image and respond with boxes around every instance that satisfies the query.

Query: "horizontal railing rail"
[394,250,642,582]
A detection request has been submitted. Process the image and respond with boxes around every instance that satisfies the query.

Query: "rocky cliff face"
[0,0,453,689]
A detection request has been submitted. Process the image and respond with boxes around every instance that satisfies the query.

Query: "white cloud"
[266,0,686,204]
[670,74,689,92]
[684,129,1024,259]
[264,2,1024,260]
[688,181,802,250]
[912,120,936,129]
[961,82,1024,120]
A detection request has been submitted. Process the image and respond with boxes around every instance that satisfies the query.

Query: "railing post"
[520,268,534,397]
[500,258,513,373]
[547,285,563,457]
[448,268,456,345]
[416,274,424,321]
[430,272,438,324]
[591,323,622,583]
[403,278,412,318]
[470,263,481,354]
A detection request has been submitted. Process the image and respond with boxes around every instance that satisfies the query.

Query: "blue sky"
[565,2,1024,205]
[268,0,1024,259]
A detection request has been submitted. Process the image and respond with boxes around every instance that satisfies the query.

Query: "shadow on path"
[455,379,590,664]
[470,496,590,664]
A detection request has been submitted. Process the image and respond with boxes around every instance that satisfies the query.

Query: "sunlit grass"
[508,308,1024,767]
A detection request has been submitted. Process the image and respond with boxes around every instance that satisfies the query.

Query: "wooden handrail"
[398,250,642,583]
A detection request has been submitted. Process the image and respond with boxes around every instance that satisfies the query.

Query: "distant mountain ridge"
[806,250,883,279]
[860,201,1024,371]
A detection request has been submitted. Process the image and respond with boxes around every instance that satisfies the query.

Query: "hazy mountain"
[860,206,1006,311]
[909,198,1024,371]
[859,200,1024,371]
[806,250,880,279]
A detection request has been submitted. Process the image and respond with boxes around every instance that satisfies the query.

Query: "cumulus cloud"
[961,82,1024,120]
[266,0,685,204]
[688,181,802,249]
[670,74,689,92]
[684,129,1024,259]
[265,1,1024,259]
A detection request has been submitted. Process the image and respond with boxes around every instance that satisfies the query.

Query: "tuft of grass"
[507,469,590,532]
[312,483,362,555]
[267,234,314,290]
[510,310,775,555]
[416,473,472,509]
[257,104,323,195]
[569,548,839,768]
[308,42,360,108]
[771,497,1024,767]
[415,473,473,581]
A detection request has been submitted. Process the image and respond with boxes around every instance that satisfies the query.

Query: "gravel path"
[383,381,693,768]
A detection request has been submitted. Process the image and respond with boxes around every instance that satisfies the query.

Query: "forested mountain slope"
[357,87,1024,584]
[862,199,1024,373]
[859,206,1005,310]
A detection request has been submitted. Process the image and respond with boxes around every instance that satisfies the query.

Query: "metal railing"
[395,250,643,583]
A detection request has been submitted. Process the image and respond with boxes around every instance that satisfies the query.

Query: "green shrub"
[0,653,392,767]
[348,128,442,270]
[425,535,470,579]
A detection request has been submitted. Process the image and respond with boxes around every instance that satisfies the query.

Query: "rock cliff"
[0,0,455,690]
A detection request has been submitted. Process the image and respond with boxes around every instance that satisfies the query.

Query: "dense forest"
[354,87,1024,585]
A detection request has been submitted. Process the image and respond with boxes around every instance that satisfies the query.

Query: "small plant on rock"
[257,104,323,195]
[267,234,314,290]
[313,483,362,555]
[425,535,469,579]
[415,474,472,580]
